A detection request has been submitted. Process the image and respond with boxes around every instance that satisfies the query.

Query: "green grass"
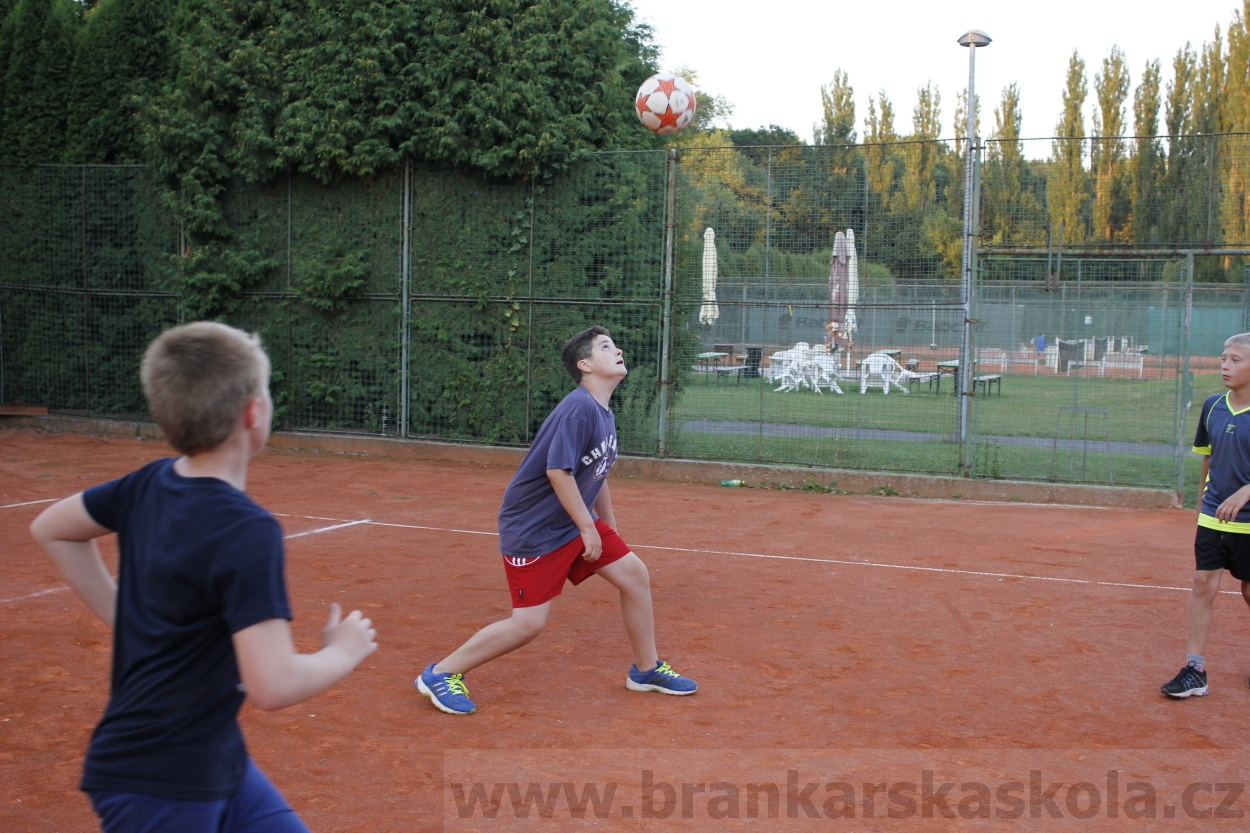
[667,369,1226,492]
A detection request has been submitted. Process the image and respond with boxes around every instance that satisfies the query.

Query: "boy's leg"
[595,551,697,695]
[88,761,309,833]
[222,760,311,833]
[435,602,551,676]
[595,552,658,671]
[1186,569,1224,657]
[418,604,550,715]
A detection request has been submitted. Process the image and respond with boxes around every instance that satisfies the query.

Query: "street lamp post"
[957,29,990,476]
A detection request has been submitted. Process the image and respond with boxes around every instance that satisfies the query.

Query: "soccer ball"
[635,73,697,134]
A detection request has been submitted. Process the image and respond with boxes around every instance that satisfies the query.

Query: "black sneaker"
[1161,664,1208,698]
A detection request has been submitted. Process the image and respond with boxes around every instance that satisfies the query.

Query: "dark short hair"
[562,325,610,382]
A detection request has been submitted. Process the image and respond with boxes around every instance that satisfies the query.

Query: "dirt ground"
[3,428,1249,832]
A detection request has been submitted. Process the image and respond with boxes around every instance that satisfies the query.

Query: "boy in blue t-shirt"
[30,322,378,832]
[1161,333,1250,698]
[415,325,696,715]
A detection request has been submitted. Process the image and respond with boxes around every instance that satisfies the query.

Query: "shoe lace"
[1177,666,1203,686]
[445,673,471,697]
[655,661,680,678]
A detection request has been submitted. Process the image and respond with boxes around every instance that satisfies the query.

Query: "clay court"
[4,428,1250,831]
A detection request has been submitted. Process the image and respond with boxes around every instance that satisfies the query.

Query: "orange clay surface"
[3,429,1250,832]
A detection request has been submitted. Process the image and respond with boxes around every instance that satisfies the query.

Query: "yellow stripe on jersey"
[1198,513,1250,534]
[1193,445,1212,455]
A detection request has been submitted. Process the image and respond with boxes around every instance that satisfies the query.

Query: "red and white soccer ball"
[635,73,697,135]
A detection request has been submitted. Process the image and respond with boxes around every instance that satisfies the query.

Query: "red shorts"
[502,519,631,608]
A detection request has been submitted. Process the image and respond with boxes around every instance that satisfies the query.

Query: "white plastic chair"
[859,351,911,394]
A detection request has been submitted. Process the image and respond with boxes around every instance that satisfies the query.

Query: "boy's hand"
[1215,485,1250,522]
[323,603,378,663]
[580,524,603,561]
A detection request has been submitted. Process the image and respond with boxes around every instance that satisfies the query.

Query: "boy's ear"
[577,357,594,376]
[241,396,263,430]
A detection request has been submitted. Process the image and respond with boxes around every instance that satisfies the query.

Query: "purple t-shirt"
[498,386,618,558]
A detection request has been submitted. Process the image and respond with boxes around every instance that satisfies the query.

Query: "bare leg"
[1186,569,1224,657]
[596,553,659,670]
[435,603,550,676]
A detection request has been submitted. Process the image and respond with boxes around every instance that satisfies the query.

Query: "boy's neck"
[580,375,619,409]
[174,438,252,491]
[1229,384,1250,411]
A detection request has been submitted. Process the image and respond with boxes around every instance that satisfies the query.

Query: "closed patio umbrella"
[844,228,859,342]
[699,227,719,325]
[827,230,849,345]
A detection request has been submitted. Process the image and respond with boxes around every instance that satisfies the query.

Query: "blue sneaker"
[626,660,697,695]
[416,663,476,714]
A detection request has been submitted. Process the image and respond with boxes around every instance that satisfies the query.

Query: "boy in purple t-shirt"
[415,326,696,714]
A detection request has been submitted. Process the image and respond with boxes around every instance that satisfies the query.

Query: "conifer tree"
[816,69,855,146]
[1129,59,1164,243]
[1091,46,1129,241]
[65,0,172,163]
[1049,50,1088,243]
[0,0,79,164]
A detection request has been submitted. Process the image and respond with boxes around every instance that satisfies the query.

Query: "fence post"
[1175,253,1194,501]
[400,155,412,438]
[656,148,678,457]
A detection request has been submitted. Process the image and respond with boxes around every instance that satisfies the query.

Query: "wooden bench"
[972,375,1001,396]
[907,371,941,392]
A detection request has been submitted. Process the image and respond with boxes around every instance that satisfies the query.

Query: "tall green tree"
[983,83,1041,245]
[1225,7,1250,245]
[816,68,855,146]
[65,0,172,163]
[863,92,897,214]
[0,0,79,164]
[1048,50,1088,244]
[138,0,659,315]
[901,82,940,213]
[1091,46,1129,241]
[1129,59,1164,243]
[1160,44,1200,243]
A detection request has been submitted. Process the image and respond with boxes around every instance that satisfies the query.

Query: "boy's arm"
[29,494,117,627]
[547,468,602,561]
[232,603,377,711]
[594,480,617,530]
[1212,450,1250,521]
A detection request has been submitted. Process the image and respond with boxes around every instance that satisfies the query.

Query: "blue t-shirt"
[80,458,291,801]
[498,386,618,558]
[1194,391,1250,532]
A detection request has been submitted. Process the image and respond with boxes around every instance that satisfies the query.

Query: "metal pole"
[399,155,412,437]
[1176,253,1194,500]
[656,148,678,457]
[957,32,989,475]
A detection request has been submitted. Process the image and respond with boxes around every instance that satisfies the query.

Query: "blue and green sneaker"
[416,663,476,714]
[626,660,697,695]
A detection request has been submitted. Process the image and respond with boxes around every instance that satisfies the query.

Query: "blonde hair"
[141,322,271,455]
[1225,333,1250,353]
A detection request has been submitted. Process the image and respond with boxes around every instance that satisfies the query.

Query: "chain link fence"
[2,136,1246,492]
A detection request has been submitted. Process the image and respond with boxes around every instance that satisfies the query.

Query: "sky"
[625,0,1245,151]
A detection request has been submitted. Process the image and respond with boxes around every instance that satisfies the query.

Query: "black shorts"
[1195,525,1250,580]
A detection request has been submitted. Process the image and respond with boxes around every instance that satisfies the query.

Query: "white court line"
[276,511,1213,598]
[629,544,1199,594]
[1,498,58,510]
[284,519,370,539]
[2,519,372,605]
[1,586,71,604]
[848,498,1119,510]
